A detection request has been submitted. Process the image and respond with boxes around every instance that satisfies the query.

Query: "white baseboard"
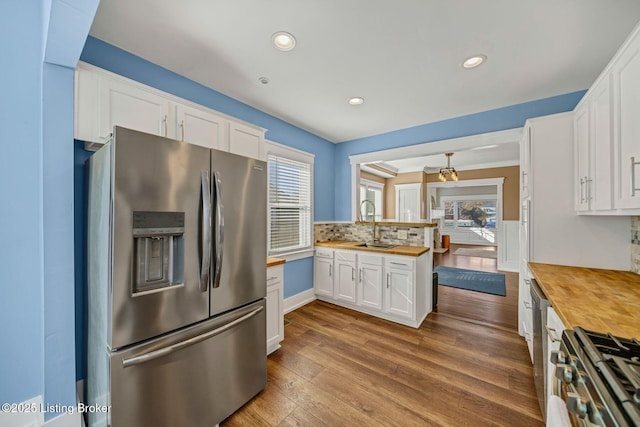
[283,288,316,314]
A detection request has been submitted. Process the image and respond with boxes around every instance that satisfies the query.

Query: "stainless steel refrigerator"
[86,126,267,427]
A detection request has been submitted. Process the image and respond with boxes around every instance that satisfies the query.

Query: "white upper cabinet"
[98,77,171,141]
[573,21,640,214]
[175,104,228,150]
[229,121,264,160]
[75,62,266,160]
[613,30,640,210]
[574,105,591,211]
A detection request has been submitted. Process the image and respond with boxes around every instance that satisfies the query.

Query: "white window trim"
[265,140,315,261]
[440,194,497,229]
[359,178,385,221]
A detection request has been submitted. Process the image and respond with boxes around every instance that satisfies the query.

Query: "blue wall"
[333,91,586,220]
[0,0,45,406]
[0,0,96,418]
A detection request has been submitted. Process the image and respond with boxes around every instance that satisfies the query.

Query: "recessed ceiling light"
[272,31,296,51]
[462,55,487,69]
[348,97,364,106]
[258,76,270,85]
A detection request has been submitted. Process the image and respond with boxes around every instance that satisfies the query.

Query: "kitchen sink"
[355,243,397,249]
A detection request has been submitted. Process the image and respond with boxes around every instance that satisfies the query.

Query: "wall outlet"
[397,230,408,240]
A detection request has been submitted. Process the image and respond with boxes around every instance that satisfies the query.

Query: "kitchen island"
[528,262,640,339]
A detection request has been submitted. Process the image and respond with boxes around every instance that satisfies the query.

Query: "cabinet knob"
[566,392,589,419]
[555,364,573,384]
[550,350,566,365]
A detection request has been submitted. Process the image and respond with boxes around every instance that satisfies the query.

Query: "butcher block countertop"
[315,240,429,257]
[528,262,640,339]
[354,220,438,228]
[267,257,286,268]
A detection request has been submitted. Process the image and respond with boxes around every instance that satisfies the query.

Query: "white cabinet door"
[335,251,357,303]
[613,39,640,209]
[266,265,284,355]
[175,104,228,150]
[384,258,414,319]
[314,251,334,298]
[229,121,264,160]
[358,263,383,310]
[574,105,590,211]
[98,77,171,141]
[590,80,613,211]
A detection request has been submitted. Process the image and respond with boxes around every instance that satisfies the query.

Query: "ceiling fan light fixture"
[462,54,486,69]
[272,31,296,51]
[348,97,365,106]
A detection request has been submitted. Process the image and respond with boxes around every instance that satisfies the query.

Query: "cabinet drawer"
[315,248,334,259]
[267,265,283,286]
[358,253,383,266]
[385,256,414,271]
[335,250,356,262]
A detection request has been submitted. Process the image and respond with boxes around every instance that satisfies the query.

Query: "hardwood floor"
[435,243,519,331]
[222,300,542,426]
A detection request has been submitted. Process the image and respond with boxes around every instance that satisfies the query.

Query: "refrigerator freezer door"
[210,149,267,316]
[106,299,267,427]
[110,127,211,349]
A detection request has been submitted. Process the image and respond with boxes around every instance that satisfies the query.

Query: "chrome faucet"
[359,199,378,243]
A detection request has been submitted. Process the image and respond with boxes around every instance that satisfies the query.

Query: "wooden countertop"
[355,221,437,228]
[315,240,429,257]
[267,257,286,268]
[528,262,640,339]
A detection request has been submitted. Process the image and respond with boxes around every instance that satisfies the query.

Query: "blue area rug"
[434,266,506,297]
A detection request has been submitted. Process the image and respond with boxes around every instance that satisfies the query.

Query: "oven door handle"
[545,325,562,343]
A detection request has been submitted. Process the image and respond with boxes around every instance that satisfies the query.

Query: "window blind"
[268,153,312,255]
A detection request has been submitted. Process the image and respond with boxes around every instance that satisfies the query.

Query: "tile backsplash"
[632,216,640,274]
[314,222,426,246]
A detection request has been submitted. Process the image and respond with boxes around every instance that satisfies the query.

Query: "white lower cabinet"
[314,248,431,328]
[358,254,383,311]
[384,257,415,319]
[522,274,534,362]
[313,248,335,298]
[266,264,284,355]
[335,251,357,303]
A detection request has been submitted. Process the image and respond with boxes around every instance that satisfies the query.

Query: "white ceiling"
[89,1,640,144]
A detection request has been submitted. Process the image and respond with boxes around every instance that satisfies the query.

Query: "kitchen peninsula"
[313,220,436,328]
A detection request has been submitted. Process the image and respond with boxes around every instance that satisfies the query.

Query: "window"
[359,179,384,221]
[266,141,314,257]
[442,196,497,229]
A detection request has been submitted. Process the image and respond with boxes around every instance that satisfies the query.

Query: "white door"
[395,183,421,221]
[98,78,170,140]
[176,104,228,150]
[314,257,334,297]
[358,263,383,310]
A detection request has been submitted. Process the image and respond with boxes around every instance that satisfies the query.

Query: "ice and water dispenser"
[132,211,185,294]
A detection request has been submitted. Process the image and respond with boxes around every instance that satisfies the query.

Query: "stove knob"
[550,350,566,365]
[566,392,589,419]
[555,364,573,383]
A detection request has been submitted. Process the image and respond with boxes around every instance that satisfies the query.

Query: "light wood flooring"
[222,276,540,424]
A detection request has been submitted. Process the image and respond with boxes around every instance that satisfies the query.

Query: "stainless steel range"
[551,327,640,426]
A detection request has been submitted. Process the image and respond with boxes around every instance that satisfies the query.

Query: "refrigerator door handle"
[212,170,224,288]
[122,306,264,368]
[200,171,212,292]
